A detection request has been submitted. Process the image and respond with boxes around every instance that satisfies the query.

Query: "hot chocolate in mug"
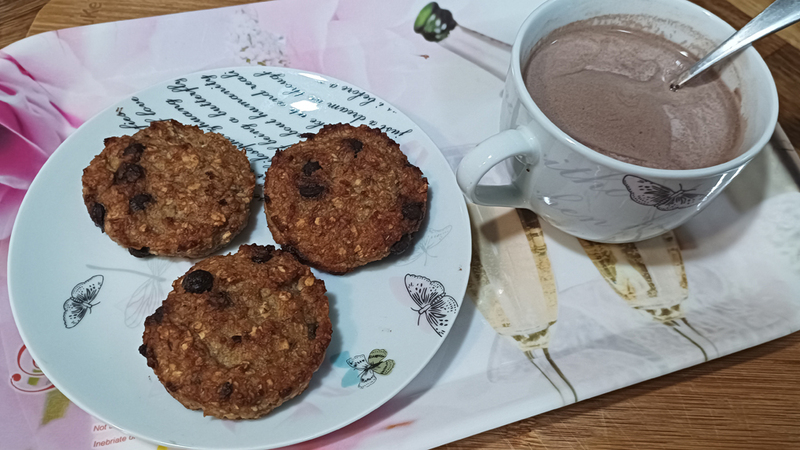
[456,0,779,243]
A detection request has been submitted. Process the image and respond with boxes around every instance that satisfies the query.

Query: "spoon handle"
[672,0,800,89]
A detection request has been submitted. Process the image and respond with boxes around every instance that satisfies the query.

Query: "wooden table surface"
[3,1,800,449]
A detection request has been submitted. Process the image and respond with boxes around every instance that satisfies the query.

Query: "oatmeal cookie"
[140,244,332,419]
[82,120,255,258]
[264,124,428,274]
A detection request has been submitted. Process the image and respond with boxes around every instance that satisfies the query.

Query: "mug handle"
[456,127,540,209]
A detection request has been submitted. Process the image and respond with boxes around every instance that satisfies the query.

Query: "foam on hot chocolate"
[524,21,743,170]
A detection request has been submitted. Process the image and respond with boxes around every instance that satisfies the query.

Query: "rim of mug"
[510,0,780,180]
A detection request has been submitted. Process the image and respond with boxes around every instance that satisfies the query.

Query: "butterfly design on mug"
[63,275,104,329]
[405,274,459,337]
[623,175,704,211]
[346,349,395,389]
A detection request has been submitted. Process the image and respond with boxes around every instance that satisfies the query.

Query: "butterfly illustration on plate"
[405,274,459,337]
[63,275,104,329]
[622,175,704,211]
[346,349,395,389]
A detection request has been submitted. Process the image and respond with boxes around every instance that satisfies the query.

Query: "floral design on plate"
[9,345,55,393]
[405,273,459,337]
[398,225,453,266]
[346,349,395,389]
[62,275,103,328]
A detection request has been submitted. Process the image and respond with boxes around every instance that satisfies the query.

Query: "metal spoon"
[670,0,800,90]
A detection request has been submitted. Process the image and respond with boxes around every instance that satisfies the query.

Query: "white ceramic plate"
[7,67,471,450]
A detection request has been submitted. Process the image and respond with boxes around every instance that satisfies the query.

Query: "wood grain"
[0,0,49,49]
[2,1,800,449]
[766,45,800,149]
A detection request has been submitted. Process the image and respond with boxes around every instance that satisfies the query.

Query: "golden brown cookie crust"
[264,124,428,274]
[140,244,332,420]
[82,120,255,258]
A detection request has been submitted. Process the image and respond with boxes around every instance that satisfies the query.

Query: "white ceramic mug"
[456,0,779,243]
